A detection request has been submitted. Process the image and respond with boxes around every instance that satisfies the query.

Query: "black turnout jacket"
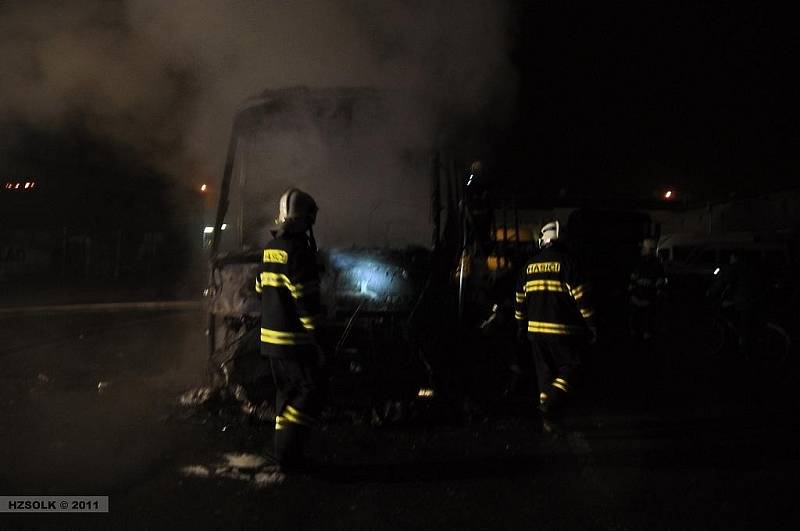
[256,231,322,358]
[515,241,596,337]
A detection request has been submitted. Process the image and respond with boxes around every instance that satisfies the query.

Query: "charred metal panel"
[205,246,435,414]
[208,254,261,317]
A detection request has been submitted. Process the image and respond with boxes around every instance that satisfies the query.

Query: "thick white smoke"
[1,0,515,178]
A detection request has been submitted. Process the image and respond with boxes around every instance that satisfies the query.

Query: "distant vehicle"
[657,232,792,301]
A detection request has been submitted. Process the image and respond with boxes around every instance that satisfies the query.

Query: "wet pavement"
[1,304,798,530]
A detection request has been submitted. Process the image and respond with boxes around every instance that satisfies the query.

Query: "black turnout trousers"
[270,357,325,424]
[530,335,583,399]
[269,355,326,466]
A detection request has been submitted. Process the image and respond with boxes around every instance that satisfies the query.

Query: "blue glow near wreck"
[326,249,405,301]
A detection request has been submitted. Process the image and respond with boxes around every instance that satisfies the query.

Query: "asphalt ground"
[0,303,798,530]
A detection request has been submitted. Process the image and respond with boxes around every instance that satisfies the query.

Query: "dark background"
[3,3,798,218]
[496,3,799,200]
[2,3,798,281]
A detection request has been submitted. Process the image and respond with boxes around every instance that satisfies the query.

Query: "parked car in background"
[657,232,793,310]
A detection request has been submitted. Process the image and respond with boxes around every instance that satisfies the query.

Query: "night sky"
[503,3,799,201]
[1,2,797,208]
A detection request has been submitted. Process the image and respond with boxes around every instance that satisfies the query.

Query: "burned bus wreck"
[204,245,440,424]
[194,87,490,424]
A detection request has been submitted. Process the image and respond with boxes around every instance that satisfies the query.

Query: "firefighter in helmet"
[514,221,597,422]
[256,187,325,471]
[706,250,764,359]
[628,238,667,341]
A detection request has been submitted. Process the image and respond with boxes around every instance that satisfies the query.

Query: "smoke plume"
[1,0,515,176]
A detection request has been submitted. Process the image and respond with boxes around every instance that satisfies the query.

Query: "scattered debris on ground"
[180,453,285,488]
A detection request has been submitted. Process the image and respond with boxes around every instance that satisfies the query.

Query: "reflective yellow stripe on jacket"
[568,283,588,301]
[527,320,585,335]
[524,280,567,293]
[257,272,319,299]
[260,327,314,345]
[299,315,319,331]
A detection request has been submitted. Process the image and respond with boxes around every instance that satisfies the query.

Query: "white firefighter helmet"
[273,187,318,233]
[538,220,560,248]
